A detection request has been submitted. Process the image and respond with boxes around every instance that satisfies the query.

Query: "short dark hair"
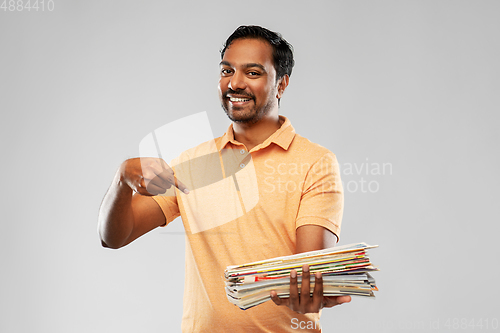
[221,25,294,81]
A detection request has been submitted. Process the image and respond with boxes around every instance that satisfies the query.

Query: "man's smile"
[228,96,253,106]
[225,93,254,106]
[229,97,251,102]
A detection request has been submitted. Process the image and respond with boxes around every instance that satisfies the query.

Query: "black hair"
[220,25,295,82]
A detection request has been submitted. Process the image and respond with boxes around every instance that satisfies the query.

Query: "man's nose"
[228,71,247,91]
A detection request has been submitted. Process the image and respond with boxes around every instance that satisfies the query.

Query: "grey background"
[1,0,499,332]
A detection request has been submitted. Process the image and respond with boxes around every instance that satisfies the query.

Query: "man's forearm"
[98,171,135,249]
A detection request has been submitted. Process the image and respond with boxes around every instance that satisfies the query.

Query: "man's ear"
[276,74,290,99]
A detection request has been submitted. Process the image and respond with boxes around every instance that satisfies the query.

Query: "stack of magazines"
[225,242,379,310]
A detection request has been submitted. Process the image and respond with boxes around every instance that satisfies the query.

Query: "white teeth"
[230,97,251,102]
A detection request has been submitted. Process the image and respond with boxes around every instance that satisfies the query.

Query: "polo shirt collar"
[219,115,295,152]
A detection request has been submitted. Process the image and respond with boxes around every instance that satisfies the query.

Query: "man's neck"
[232,114,282,151]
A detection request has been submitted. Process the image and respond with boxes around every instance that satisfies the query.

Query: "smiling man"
[220,38,281,126]
[98,25,348,332]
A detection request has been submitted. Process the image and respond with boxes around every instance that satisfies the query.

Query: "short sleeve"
[295,153,344,239]
[151,195,181,227]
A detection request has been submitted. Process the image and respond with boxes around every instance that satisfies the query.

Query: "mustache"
[223,89,255,99]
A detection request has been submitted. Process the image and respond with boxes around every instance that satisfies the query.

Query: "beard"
[220,89,275,126]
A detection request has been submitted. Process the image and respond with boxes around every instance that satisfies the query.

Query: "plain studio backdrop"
[1,1,499,332]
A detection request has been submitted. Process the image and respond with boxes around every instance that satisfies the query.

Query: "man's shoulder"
[290,133,337,161]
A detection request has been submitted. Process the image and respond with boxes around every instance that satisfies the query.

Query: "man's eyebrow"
[219,61,267,72]
[244,63,266,72]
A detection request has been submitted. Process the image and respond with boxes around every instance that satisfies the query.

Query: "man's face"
[219,38,279,125]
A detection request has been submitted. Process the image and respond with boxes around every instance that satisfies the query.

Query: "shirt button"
[240,163,245,168]
[240,149,246,154]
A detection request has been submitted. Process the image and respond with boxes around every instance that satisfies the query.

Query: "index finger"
[312,272,323,310]
[172,174,189,194]
[154,160,189,194]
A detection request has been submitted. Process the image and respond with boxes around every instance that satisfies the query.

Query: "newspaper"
[224,242,379,310]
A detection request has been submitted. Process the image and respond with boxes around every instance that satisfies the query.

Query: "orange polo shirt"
[152,116,343,332]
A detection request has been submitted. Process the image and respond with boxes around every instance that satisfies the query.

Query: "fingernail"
[183,189,190,194]
[303,265,309,273]
[291,270,297,278]
[316,272,322,279]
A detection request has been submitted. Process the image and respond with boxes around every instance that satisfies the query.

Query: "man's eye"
[221,69,232,75]
[248,72,260,76]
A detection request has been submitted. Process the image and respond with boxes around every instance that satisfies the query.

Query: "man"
[98,25,350,332]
